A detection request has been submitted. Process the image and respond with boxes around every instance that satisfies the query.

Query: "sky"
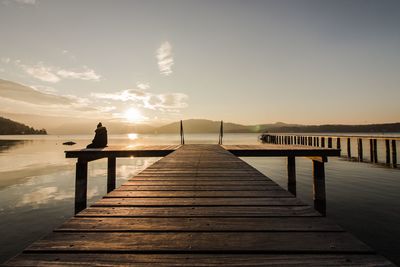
[1,0,400,127]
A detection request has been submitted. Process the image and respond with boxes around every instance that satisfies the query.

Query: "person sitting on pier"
[86,122,108,148]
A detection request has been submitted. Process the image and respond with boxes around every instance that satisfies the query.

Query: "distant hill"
[0,117,47,135]
[152,119,400,134]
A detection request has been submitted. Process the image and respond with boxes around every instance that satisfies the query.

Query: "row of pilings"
[260,134,398,168]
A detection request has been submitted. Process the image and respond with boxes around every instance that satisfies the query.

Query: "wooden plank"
[116,185,283,191]
[25,232,372,252]
[105,190,292,198]
[76,206,321,217]
[123,180,277,186]
[93,197,305,206]
[56,217,343,232]
[7,253,394,267]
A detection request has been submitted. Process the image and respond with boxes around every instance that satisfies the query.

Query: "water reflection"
[0,140,26,153]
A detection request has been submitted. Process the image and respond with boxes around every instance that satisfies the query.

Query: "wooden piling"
[107,157,116,193]
[373,139,378,163]
[75,159,88,214]
[347,138,351,159]
[312,158,326,216]
[392,140,397,168]
[327,137,332,148]
[287,156,296,196]
[357,138,363,162]
[369,139,374,162]
[321,137,325,148]
[385,140,390,165]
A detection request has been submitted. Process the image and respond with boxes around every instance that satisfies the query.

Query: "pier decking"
[5,145,393,266]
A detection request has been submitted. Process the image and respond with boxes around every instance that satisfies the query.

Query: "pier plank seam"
[5,145,394,266]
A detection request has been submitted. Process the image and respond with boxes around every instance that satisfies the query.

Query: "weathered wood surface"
[7,145,392,266]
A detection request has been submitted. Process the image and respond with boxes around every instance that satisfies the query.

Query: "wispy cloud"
[21,63,60,83]
[13,0,36,4]
[156,41,174,76]
[57,66,101,81]
[92,85,188,111]
[15,61,101,83]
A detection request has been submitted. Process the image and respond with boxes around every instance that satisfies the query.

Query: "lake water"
[0,133,400,264]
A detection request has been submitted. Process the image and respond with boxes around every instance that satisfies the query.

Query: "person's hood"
[95,126,107,133]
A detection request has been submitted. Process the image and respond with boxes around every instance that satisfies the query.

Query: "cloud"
[13,0,36,4]
[57,66,101,81]
[0,79,72,105]
[1,57,11,64]
[15,61,101,82]
[92,86,188,111]
[156,41,174,76]
[22,63,60,83]
[136,82,150,90]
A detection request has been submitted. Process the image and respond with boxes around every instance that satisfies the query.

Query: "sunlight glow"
[123,108,145,123]
[128,133,138,140]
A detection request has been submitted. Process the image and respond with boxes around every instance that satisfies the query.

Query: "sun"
[123,108,145,123]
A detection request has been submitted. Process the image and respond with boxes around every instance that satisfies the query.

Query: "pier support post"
[385,140,390,165]
[357,138,363,162]
[392,140,397,168]
[347,138,351,159]
[75,158,88,214]
[287,156,296,196]
[312,157,327,216]
[321,137,325,148]
[337,138,341,156]
[107,157,116,193]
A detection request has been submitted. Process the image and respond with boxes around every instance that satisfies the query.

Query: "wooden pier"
[5,144,393,266]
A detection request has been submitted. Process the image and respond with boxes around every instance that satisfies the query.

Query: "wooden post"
[337,138,341,156]
[75,158,88,214]
[321,137,325,148]
[392,140,397,168]
[312,158,326,216]
[287,156,296,196]
[347,138,351,159]
[316,137,319,147]
[357,138,363,162]
[107,157,116,193]
[327,137,332,148]
[370,139,374,162]
[385,140,390,165]
[180,120,185,145]
[373,139,378,163]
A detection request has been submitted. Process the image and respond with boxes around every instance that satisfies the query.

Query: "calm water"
[0,133,400,264]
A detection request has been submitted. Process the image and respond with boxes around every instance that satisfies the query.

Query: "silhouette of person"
[86,122,108,148]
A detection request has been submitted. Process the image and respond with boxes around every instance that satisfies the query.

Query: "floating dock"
[5,144,393,266]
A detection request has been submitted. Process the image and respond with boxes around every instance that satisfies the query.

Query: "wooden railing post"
[392,140,397,168]
[75,158,88,214]
[180,120,185,145]
[287,156,296,196]
[321,137,325,148]
[107,157,116,193]
[385,140,390,165]
[357,138,363,162]
[312,157,326,216]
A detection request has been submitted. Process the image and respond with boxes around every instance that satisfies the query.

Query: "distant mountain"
[0,117,47,135]
[152,119,298,134]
